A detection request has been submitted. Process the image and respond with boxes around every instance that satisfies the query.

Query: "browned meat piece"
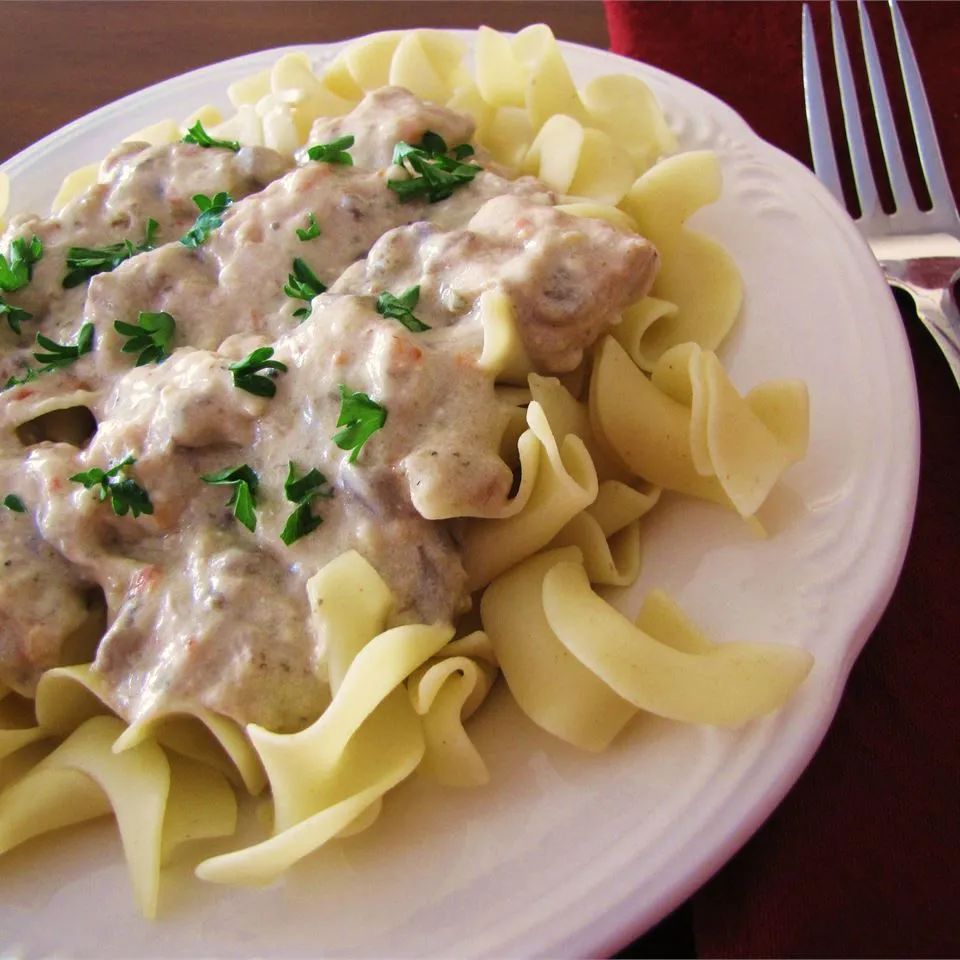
[334,193,659,372]
[0,459,93,694]
[92,539,326,733]
[307,86,475,170]
[337,463,470,624]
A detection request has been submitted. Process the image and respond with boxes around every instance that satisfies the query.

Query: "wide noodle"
[0,25,811,913]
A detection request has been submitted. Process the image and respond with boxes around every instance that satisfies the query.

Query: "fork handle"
[884,269,960,391]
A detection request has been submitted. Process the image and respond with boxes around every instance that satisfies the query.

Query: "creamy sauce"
[0,89,657,730]
[1,140,291,386]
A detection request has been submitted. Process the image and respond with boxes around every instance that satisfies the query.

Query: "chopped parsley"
[283,463,330,504]
[182,120,240,152]
[201,464,259,531]
[228,346,288,398]
[281,502,322,546]
[284,258,326,319]
[0,235,43,292]
[0,236,42,335]
[388,131,480,204]
[296,213,321,242]
[306,135,355,165]
[114,311,175,366]
[180,192,232,248]
[2,325,93,389]
[376,285,429,332]
[62,219,158,288]
[280,461,332,546]
[3,367,38,391]
[3,494,26,512]
[70,456,153,518]
[33,323,94,372]
[1,298,32,336]
[333,385,387,463]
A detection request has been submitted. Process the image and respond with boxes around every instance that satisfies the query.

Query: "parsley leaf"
[284,258,326,319]
[201,464,259,531]
[3,325,93,388]
[114,311,176,366]
[62,219,158,288]
[0,235,43,293]
[280,502,322,545]
[333,385,387,463]
[306,135,355,165]
[70,455,153,518]
[3,367,38,391]
[2,322,92,389]
[283,462,331,504]
[280,461,333,546]
[1,297,32,336]
[228,346,288,397]
[182,120,240,152]
[3,494,26,512]
[180,192,232,248]
[376,285,429,332]
[388,131,480,204]
[296,213,321,242]
[33,323,94,372]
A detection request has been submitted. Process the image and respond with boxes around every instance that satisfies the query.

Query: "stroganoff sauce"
[0,88,657,731]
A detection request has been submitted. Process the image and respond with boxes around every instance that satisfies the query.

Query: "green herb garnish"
[201,464,259,531]
[376,285,429,332]
[33,323,94,372]
[333,385,387,463]
[113,311,175,366]
[3,367,38,391]
[280,502,322,546]
[228,346,288,397]
[180,192,232,248]
[284,463,330,503]
[3,324,93,388]
[296,213,321,242]
[0,235,42,333]
[280,461,332,546]
[1,298,32,336]
[388,131,480,204]
[3,494,26,512]
[306,135,354,165]
[70,456,153,518]
[182,120,240,152]
[284,258,326,319]
[0,235,43,292]
[63,219,158,288]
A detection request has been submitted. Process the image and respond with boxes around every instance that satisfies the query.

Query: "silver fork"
[803,0,960,388]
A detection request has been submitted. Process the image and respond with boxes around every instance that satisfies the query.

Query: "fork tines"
[802,0,957,235]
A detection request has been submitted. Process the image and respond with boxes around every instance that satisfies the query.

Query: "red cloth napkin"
[605,2,960,957]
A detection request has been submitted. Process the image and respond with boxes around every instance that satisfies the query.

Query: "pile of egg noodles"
[0,26,812,916]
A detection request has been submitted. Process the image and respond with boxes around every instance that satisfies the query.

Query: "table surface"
[1,3,956,958]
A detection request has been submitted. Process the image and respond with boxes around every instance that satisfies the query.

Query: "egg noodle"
[0,26,811,916]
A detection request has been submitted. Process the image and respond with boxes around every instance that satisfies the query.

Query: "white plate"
[0,36,919,959]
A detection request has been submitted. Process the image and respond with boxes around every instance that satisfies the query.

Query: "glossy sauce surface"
[0,88,656,731]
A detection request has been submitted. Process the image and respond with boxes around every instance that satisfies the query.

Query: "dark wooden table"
[2,3,956,958]
[0,1,608,160]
